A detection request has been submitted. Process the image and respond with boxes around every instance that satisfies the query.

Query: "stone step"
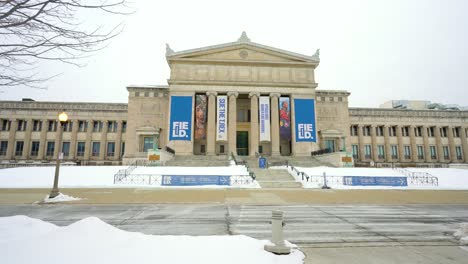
[259,181,302,188]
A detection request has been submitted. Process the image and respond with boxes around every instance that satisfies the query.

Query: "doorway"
[236,131,249,156]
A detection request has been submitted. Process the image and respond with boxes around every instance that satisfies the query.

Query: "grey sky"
[2,0,467,108]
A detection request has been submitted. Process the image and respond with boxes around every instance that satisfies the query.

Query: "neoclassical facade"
[0,33,467,166]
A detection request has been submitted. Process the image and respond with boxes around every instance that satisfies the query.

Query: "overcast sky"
[2,0,468,108]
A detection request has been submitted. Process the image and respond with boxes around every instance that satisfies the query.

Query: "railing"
[286,164,343,186]
[114,174,254,186]
[311,148,331,156]
[230,152,246,165]
[165,146,176,155]
[393,167,439,186]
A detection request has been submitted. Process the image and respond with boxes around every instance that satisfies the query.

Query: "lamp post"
[49,111,68,198]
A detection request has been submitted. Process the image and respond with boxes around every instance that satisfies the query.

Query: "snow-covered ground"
[0,165,257,188]
[0,216,303,264]
[42,193,82,203]
[284,166,468,190]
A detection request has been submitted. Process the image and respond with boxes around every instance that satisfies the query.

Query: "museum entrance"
[236,131,249,156]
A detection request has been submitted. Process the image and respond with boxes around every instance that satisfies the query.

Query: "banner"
[162,175,231,186]
[216,96,228,141]
[259,96,271,141]
[343,176,408,186]
[169,96,192,141]
[294,99,317,142]
[194,94,207,140]
[279,97,291,140]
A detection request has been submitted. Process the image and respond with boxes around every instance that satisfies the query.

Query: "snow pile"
[0,216,304,264]
[42,193,82,203]
[454,223,468,245]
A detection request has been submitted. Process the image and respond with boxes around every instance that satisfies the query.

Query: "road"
[1,204,467,246]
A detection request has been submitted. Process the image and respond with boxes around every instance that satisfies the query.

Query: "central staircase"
[164,155,230,166]
[251,168,302,188]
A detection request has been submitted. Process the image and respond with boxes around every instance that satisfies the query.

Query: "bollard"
[264,210,291,255]
[322,172,331,189]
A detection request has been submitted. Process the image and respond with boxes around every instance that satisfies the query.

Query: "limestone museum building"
[1,33,467,166]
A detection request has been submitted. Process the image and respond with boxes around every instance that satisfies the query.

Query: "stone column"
[409,125,418,162]
[37,119,47,160]
[422,126,431,163]
[435,126,444,163]
[249,92,260,156]
[461,127,468,163]
[383,125,391,162]
[99,121,108,160]
[396,125,405,162]
[370,125,378,161]
[206,91,217,155]
[447,126,456,162]
[114,120,123,161]
[84,120,93,160]
[357,124,365,162]
[21,119,33,160]
[270,93,281,156]
[69,120,79,160]
[227,92,238,155]
[5,119,17,160]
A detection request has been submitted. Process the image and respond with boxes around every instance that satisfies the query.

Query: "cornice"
[0,101,128,112]
[349,107,468,118]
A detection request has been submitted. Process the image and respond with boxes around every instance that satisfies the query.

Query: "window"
[77,142,85,156]
[352,145,359,159]
[92,121,103,132]
[236,109,250,122]
[62,121,73,132]
[78,120,87,132]
[30,141,40,156]
[389,126,397,137]
[0,141,8,156]
[376,126,384,136]
[47,120,57,132]
[338,97,343,102]
[220,145,225,154]
[200,145,206,154]
[427,127,435,137]
[320,96,325,102]
[329,97,334,102]
[46,142,55,156]
[404,145,411,159]
[402,126,410,137]
[443,146,450,160]
[453,127,461,138]
[429,145,437,159]
[364,145,372,159]
[143,137,154,152]
[417,145,424,159]
[455,146,463,160]
[62,142,70,157]
[415,127,423,137]
[350,125,358,136]
[440,127,448,137]
[92,142,100,156]
[363,126,371,136]
[107,142,115,156]
[391,145,398,159]
[32,120,42,131]
[17,120,27,131]
[107,121,117,133]
[1,119,10,131]
[15,141,24,156]
[258,145,263,154]
[377,145,385,159]
[121,142,125,157]
[122,121,127,133]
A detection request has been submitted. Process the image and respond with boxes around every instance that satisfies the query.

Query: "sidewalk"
[1,188,468,204]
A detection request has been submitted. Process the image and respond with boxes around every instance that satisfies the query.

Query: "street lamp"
[49,111,68,198]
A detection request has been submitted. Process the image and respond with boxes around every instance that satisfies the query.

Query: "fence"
[114,174,254,186]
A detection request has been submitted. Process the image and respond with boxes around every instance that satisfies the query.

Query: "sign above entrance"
[259,96,271,142]
[169,96,192,141]
[216,95,228,141]
[294,98,317,142]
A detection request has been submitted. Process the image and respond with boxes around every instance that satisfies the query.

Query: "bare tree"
[0,0,132,88]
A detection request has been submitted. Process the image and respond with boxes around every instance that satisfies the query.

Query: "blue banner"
[169,96,192,141]
[161,175,231,186]
[343,176,408,186]
[294,99,316,142]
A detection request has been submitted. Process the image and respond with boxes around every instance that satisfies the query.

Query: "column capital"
[206,91,217,97]
[248,92,260,98]
[227,91,239,98]
[269,93,281,98]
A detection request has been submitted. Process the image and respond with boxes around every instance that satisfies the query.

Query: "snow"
[42,193,82,203]
[0,165,257,188]
[288,166,468,190]
[454,223,468,245]
[0,216,304,264]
